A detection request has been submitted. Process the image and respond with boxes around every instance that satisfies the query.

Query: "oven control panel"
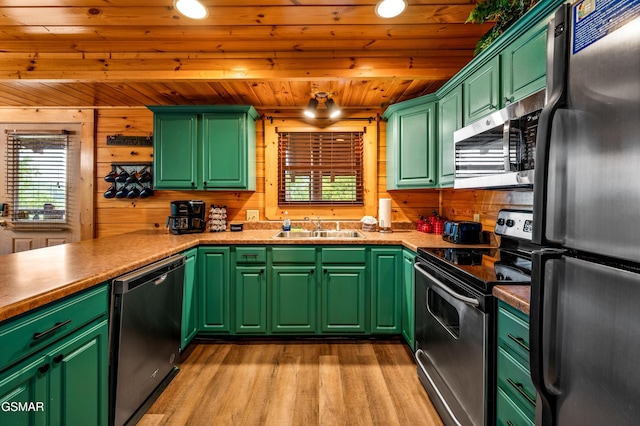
[495,210,534,241]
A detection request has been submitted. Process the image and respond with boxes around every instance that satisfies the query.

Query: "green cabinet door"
[202,113,254,190]
[437,85,462,188]
[394,101,437,188]
[401,249,416,351]
[271,266,317,334]
[235,266,267,334]
[153,113,198,189]
[370,248,402,334]
[0,353,48,425]
[48,319,108,426]
[199,247,231,333]
[501,19,548,105]
[463,56,500,125]
[320,266,367,333]
[181,248,199,350]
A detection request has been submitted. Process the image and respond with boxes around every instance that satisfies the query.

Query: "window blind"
[5,130,72,229]
[277,131,364,205]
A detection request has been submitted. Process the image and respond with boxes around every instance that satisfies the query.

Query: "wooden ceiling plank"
[0,5,477,26]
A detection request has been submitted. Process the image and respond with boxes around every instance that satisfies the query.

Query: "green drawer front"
[497,347,536,414]
[0,284,109,372]
[496,387,535,426]
[235,247,267,263]
[321,248,366,264]
[498,302,531,364]
[272,247,316,264]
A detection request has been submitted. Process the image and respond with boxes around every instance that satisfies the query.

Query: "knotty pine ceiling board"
[0,1,493,111]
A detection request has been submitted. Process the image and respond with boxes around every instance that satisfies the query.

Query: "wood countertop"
[493,285,531,315]
[0,228,492,323]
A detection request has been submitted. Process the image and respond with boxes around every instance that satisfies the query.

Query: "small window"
[5,130,72,229]
[278,131,364,205]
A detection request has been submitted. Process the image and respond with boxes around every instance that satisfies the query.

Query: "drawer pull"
[53,354,65,364]
[507,378,536,406]
[507,333,530,351]
[38,363,50,374]
[242,254,258,258]
[33,319,71,341]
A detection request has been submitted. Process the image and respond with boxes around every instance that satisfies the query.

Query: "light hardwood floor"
[138,339,444,426]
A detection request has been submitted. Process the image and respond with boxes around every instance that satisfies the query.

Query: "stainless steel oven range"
[414,210,534,426]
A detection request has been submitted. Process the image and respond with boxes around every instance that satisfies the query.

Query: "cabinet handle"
[38,364,50,374]
[53,354,64,364]
[507,333,530,351]
[310,269,314,274]
[203,181,207,187]
[324,269,328,274]
[507,421,515,426]
[260,269,265,274]
[33,319,71,341]
[191,182,195,187]
[507,378,536,406]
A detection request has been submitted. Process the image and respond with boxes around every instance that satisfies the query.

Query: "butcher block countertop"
[0,226,493,323]
[493,285,531,315]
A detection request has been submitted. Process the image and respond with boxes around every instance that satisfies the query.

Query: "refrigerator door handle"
[533,4,570,246]
[530,248,566,426]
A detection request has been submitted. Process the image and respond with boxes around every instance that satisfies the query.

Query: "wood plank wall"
[95,109,531,238]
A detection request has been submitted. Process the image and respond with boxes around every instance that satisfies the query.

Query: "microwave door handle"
[414,263,479,308]
[533,4,569,246]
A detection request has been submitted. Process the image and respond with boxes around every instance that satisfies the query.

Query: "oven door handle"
[414,263,480,308]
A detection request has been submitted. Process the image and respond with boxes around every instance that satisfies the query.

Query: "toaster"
[442,220,483,244]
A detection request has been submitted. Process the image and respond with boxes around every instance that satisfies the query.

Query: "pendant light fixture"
[303,92,341,119]
[174,0,209,19]
[375,0,407,18]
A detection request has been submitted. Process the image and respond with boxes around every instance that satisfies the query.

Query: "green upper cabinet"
[383,95,438,190]
[149,105,258,191]
[370,248,402,334]
[463,56,500,126]
[181,248,198,350]
[152,113,198,189]
[437,85,462,188]
[501,19,548,105]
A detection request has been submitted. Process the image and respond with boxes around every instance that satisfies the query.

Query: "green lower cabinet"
[271,266,317,334]
[199,247,231,333]
[401,249,416,350]
[370,248,402,334]
[496,301,535,425]
[0,319,109,426]
[181,248,199,350]
[235,266,267,334]
[320,266,367,333]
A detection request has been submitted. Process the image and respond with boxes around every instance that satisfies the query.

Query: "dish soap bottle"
[282,211,291,231]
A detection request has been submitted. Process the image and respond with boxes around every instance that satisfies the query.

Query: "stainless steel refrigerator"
[531,1,640,425]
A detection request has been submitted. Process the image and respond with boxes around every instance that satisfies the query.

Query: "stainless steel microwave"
[453,90,546,189]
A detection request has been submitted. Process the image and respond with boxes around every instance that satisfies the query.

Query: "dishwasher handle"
[154,273,168,286]
[414,262,480,308]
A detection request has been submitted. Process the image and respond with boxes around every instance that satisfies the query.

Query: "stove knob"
[497,218,505,226]
[506,219,515,227]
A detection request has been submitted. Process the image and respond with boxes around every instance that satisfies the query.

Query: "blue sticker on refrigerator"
[573,0,640,54]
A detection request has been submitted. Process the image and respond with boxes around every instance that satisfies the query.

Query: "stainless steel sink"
[272,230,365,239]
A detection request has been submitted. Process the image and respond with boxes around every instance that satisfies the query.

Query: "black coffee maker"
[166,200,207,234]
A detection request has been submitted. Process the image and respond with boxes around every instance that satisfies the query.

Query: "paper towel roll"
[378,198,392,231]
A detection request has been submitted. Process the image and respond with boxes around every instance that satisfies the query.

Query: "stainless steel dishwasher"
[109,254,185,426]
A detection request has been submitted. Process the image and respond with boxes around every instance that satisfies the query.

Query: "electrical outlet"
[473,213,480,222]
[246,209,259,222]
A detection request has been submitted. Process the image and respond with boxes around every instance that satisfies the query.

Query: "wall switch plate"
[246,209,259,222]
[473,213,480,222]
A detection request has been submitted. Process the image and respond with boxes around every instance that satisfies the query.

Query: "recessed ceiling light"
[375,0,407,19]
[174,0,209,19]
